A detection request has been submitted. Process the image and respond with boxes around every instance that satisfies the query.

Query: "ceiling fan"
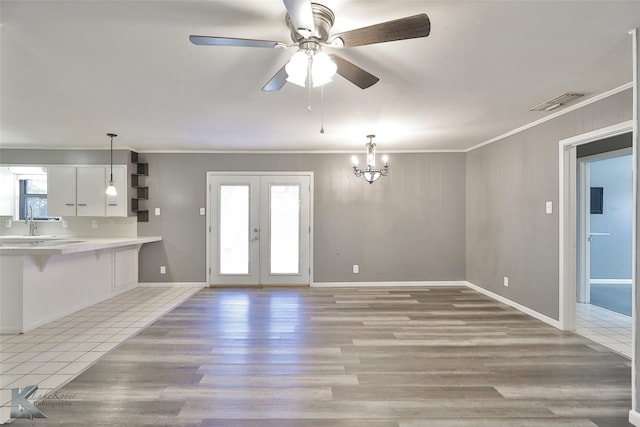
[189,0,430,92]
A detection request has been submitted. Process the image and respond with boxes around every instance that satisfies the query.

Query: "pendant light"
[105,133,118,196]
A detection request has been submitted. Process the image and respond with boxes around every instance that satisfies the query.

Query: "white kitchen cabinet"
[47,166,77,216]
[48,165,128,217]
[76,167,106,216]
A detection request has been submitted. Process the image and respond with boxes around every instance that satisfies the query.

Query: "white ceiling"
[1,1,639,153]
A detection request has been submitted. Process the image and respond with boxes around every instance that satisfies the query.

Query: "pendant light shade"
[106,133,118,196]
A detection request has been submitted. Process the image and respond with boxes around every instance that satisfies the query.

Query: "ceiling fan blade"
[189,35,286,49]
[330,54,379,89]
[330,14,430,48]
[283,0,315,37]
[262,65,288,92]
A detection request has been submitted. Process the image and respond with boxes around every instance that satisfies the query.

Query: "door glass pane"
[220,185,249,274]
[270,185,299,274]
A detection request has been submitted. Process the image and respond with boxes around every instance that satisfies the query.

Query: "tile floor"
[576,302,632,358]
[0,286,200,424]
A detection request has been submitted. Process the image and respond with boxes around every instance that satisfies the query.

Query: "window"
[18,175,54,220]
[19,177,47,220]
[0,167,59,221]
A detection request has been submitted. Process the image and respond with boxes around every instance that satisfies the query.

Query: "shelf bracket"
[30,255,52,272]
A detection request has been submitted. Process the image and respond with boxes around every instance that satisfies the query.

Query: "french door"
[208,174,311,285]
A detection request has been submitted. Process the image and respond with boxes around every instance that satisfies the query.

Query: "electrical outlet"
[503,276,509,287]
[4,219,11,228]
[160,266,166,274]
[91,220,98,228]
[353,265,359,274]
[62,219,68,228]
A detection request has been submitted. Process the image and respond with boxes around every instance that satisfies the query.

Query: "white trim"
[630,27,638,414]
[311,281,466,288]
[630,409,640,426]
[135,149,466,154]
[590,279,633,285]
[467,83,634,153]
[138,282,207,288]
[465,281,562,329]
[559,120,634,331]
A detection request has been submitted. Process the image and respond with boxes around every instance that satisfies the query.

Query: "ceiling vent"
[529,93,584,112]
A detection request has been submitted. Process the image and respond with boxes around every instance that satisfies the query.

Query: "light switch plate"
[199,208,205,216]
[155,208,161,216]
[545,201,553,214]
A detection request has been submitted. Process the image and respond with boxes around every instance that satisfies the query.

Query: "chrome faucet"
[25,205,38,236]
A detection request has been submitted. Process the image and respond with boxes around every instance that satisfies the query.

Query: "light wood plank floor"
[12,287,632,426]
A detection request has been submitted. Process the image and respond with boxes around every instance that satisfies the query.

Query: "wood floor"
[13,286,631,426]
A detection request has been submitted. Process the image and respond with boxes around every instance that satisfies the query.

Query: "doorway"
[577,149,633,316]
[207,173,312,286]
[559,122,633,357]
[559,121,633,330]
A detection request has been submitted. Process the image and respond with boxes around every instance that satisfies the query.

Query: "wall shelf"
[130,151,149,222]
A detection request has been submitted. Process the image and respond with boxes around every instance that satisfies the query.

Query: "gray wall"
[136,152,466,284]
[589,154,633,280]
[466,88,633,320]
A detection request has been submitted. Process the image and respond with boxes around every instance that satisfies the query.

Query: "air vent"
[529,93,584,112]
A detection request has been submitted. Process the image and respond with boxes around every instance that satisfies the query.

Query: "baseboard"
[629,410,640,426]
[590,279,632,285]
[311,281,467,288]
[138,282,207,288]
[464,281,562,329]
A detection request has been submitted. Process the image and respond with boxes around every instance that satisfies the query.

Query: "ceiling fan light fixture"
[311,50,337,87]
[285,50,309,87]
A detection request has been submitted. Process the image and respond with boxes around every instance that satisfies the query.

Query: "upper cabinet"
[47,166,77,216]
[48,165,127,217]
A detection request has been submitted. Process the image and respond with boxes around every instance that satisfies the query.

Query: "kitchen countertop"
[0,235,162,255]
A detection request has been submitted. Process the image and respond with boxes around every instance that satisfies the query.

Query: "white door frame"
[559,120,634,330]
[205,171,314,286]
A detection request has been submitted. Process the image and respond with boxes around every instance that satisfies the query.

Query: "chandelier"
[351,135,389,184]
[285,41,337,88]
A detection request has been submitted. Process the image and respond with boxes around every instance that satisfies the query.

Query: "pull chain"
[307,54,312,112]
[320,85,325,134]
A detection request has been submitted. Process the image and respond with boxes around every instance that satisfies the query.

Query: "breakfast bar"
[0,235,161,334]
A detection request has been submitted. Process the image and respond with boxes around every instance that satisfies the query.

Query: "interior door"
[209,174,310,286]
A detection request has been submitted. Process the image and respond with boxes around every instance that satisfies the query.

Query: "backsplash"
[0,216,138,237]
